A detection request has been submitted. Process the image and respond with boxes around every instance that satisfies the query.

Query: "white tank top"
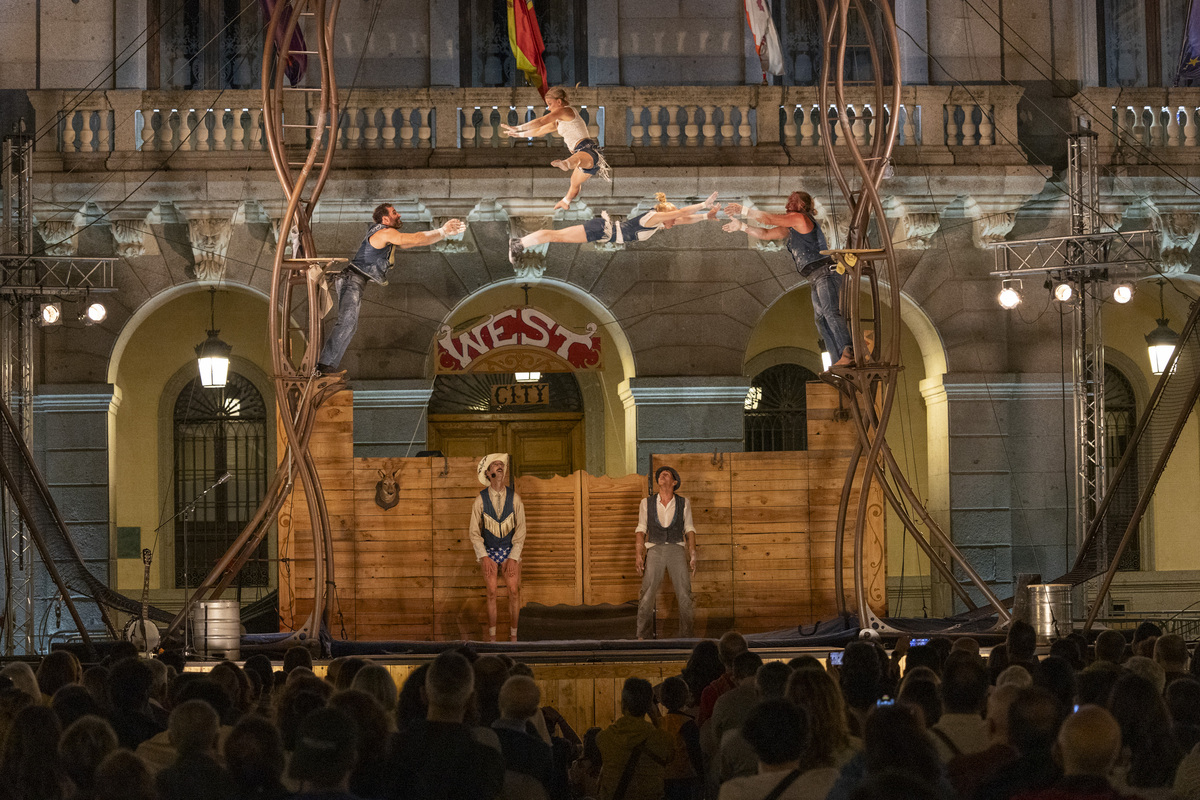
[556,110,590,150]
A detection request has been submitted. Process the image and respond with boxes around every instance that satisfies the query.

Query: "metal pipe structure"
[816,0,1010,631]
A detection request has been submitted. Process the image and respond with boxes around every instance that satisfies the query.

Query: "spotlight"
[1053,282,1073,302]
[514,372,541,383]
[40,302,62,325]
[1112,283,1134,304]
[83,302,107,324]
[818,338,832,371]
[997,280,1022,310]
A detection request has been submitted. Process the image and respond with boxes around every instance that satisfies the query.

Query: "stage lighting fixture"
[1053,282,1073,302]
[194,289,232,389]
[40,303,62,325]
[1112,283,1134,304]
[1146,279,1178,376]
[514,372,541,383]
[84,302,107,324]
[997,280,1022,310]
[818,338,832,371]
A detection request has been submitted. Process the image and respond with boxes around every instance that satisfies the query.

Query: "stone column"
[32,384,116,641]
[619,377,750,474]
[352,380,435,458]
[941,372,1071,614]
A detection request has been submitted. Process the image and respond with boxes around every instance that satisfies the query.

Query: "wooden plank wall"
[279,383,885,639]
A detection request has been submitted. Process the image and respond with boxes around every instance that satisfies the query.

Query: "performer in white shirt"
[634,465,697,639]
[468,453,526,642]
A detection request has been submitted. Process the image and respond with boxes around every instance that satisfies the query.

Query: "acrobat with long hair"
[500,86,611,211]
[509,193,718,263]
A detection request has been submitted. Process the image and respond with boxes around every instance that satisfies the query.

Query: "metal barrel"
[191,599,241,660]
[1027,583,1072,644]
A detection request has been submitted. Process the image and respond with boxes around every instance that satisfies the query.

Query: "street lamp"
[195,288,232,388]
[1145,279,1178,376]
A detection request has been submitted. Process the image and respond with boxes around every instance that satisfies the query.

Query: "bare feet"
[550,159,571,172]
[554,198,571,211]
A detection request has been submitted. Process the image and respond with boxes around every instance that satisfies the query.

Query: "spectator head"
[144,657,169,704]
[742,700,809,767]
[225,714,286,795]
[1049,638,1084,671]
[325,657,349,688]
[1033,656,1078,711]
[840,640,883,710]
[897,677,941,727]
[396,663,430,728]
[941,652,989,715]
[1075,663,1120,707]
[788,655,823,672]
[861,704,941,785]
[327,690,389,776]
[498,675,540,721]
[951,638,981,657]
[426,651,475,714]
[243,654,275,699]
[168,698,220,756]
[105,640,140,664]
[621,677,655,718]
[683,639,724,702]
[985,684,1022,743]
[732,651,764,682]
[756,661,792,701]
[1123,656,1167,695]
[1167,677,1200,726]
[786,667,851,766]
[38,650,82,697]
[176,677,234,723]
[51,684,103,729]
[107,657,153,711]
[471,655,510,726]
[718,631,749,670]
[1133,621,1164,646]
[1155,634,1189,673]
[336,657,369,691]
[94,749,155,800]
[351,664,399,716]
[82,666,110,711]
[660,676,689,712]
[996,664,1033,689]
[1,704,65,798]
[987,643,1011,682]
[208,661,249,715]
[0,662,40,702]
[276,681,329,751]
[1007,620,1038,663]
[903,645,940,676]
[1094,629,1127,665]
[1007,687,1067,756]
[156,650,186,674]
[288,707,358,790]
[59,714,118,795]
[1057,705,1122,777]
[283,645,314,675]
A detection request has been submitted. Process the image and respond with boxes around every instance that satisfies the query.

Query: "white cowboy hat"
[477,453,510,485]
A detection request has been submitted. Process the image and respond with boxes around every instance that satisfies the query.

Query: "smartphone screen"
[877,696,895,706]
[828,651,844,666]
[909,637,930,647]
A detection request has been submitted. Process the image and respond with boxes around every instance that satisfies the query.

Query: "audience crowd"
[1,620,1200,800]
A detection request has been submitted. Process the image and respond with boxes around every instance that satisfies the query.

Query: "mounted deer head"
[375,468,400,510]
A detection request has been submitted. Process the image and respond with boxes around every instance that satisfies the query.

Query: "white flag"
[745,0,785,76]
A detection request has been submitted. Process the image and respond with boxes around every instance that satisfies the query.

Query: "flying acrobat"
[500,86,611,211]
[509,192,718,263]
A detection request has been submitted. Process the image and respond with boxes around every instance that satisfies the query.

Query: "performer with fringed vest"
[468,453,527,642]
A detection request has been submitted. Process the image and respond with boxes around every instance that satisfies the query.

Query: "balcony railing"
[28,84,1028,166]
[1077,87,1200,164]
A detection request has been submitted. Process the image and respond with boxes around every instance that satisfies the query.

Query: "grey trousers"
[637,544,694,639]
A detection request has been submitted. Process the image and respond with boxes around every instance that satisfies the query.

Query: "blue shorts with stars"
[487,544,512,564]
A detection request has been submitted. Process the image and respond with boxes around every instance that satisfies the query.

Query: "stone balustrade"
[28,84,1030,165]
[1077,87,1200,163]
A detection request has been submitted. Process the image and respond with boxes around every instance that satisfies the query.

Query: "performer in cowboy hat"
[634,464,697,639]
[468,453,527,642]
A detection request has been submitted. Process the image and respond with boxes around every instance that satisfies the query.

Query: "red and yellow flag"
[507,0,549,97]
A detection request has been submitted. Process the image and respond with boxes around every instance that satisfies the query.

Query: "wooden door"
[428,414,584,479]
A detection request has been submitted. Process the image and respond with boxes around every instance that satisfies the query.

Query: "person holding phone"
[634,465,697,639]
[468,453,526,642]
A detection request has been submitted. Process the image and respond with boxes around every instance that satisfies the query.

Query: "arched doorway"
[427,371,585,478]
[744,363,820,451]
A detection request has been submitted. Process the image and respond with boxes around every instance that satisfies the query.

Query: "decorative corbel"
[431,216,474,254]
[973,211,1017,248]
[895,211,941,250]
[508,216,550,276]
[175,202,239,281]
[36,217,82,256]
[1156,211,1200,276]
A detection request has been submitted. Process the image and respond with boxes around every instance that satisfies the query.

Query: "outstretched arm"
[641,191,719,226]
[374,219,466,249]
[723,203,811,231]
[501,108,567,139]
[722,219,790,240]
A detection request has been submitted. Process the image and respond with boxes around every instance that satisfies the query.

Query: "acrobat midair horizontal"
[500,87,611,211]
[509,192,719,263]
